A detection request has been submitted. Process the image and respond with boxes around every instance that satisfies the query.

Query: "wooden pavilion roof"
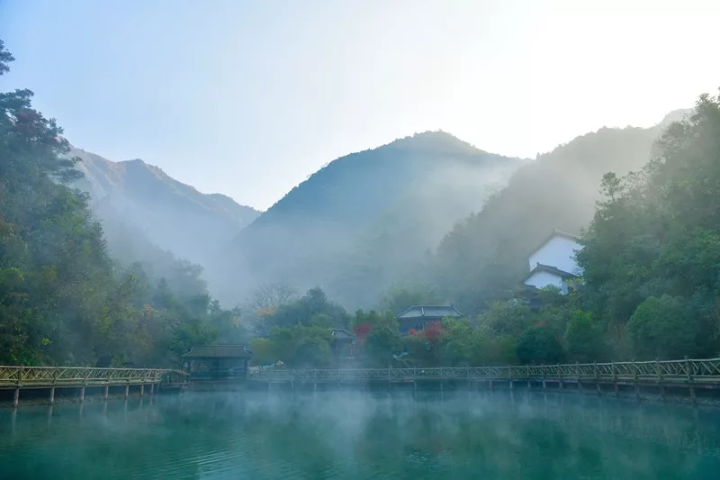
[181,345,251,359]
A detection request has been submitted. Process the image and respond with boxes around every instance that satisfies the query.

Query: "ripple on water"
[1,392,720,479]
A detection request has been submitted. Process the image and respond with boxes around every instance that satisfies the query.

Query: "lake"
[1,390,720,479]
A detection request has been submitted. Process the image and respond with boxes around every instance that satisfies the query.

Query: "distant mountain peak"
[217,129,524,307]
[69,146,260,267]
[385,130,486,155]
[658,108,693,128]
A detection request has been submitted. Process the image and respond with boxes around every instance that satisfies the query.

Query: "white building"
[523,230,583,294]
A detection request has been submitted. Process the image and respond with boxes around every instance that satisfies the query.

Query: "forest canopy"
[0,41,245,366]
[2,36,719,369]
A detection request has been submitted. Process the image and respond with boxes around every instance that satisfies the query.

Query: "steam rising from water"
[1,391,720,479]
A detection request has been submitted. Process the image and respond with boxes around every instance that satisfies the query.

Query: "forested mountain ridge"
[5,33,719,372]
[70,147,260,267]
[432,113,687,313]
[0,41,250,366]
[214,131,526,308]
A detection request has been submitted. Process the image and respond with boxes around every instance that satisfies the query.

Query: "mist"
[68,112,676,316]
[5,0,720,477]
[2,389,717,478]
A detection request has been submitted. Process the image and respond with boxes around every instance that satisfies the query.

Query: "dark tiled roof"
[181,345,251,358]
[523,263,578,282]
[331,329,355,340]
[396,305,463,319]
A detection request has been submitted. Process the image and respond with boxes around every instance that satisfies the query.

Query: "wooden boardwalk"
[250,358,720,402]
[251,358,720,384]
[0,366,187,407]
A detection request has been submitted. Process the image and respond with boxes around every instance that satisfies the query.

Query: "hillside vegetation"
[0,41,247,366]
[71,148,259,268]
[432,120,671,313]
[246,96,720,368]
[3,34,717,370]
[215,132,524,308]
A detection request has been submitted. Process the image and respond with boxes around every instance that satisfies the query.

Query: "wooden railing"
[250,358,720,384]
[0,366,187,389]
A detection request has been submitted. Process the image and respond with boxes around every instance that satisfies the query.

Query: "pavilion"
[395,305,463,336]
[181,344,251,382]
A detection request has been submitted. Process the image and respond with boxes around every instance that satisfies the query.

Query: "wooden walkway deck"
[0,366,187,407]
[251,358,720,384]
[250,358,720,402]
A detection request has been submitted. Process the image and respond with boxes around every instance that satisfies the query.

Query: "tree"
[266,287,349,330]
[363,325,402,367]
[0,40,285,368]
[576,89,720,360]
[438,318,474,366]
[267,325,334,368]
[249,281,297,313]
[516,326,565,365]
[0,40,14,75]
[627,295,698,360]
[250,337,276,365]
[479,300,533,337]
[565,310,606,362]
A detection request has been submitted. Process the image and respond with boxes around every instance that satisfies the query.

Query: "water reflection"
[0,391,720,479]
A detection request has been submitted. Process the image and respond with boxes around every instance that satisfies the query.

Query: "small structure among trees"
[330,329,357,361]
[181,345,251,382]
[395,305,463,336]
[523,230,583,294]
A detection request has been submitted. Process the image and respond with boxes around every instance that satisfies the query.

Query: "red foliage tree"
[424,321,443,344]
[353,324,372,345]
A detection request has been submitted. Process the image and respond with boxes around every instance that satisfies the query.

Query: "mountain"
[432,115,675,313]
[70,148,260,267]
[212,131,525,308]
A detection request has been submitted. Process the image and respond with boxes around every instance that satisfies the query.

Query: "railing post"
[577,361,583,392]
[685,355,696,404]
[13,368,21,407]
[633,359,640,401]
[611,360,619,396]
[80,369,89,403]
[557,363,563,389]
[104,369,111,401]
[633,359,638,382]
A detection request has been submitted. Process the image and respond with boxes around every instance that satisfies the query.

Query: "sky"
[2,0,720,211]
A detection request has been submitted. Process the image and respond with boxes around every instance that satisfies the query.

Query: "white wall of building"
[528,235,583,275]
[523,270,565,292]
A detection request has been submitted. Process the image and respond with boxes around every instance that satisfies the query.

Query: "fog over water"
[2,391,720,479]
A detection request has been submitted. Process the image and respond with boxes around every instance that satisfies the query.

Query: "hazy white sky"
[2,0,719,210]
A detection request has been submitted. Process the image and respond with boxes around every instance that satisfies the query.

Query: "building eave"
[523,263,579,283]
[396,304,464,320]
[181,344,252,359]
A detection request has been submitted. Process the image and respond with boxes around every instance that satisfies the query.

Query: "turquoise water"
[1,391,720,479]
